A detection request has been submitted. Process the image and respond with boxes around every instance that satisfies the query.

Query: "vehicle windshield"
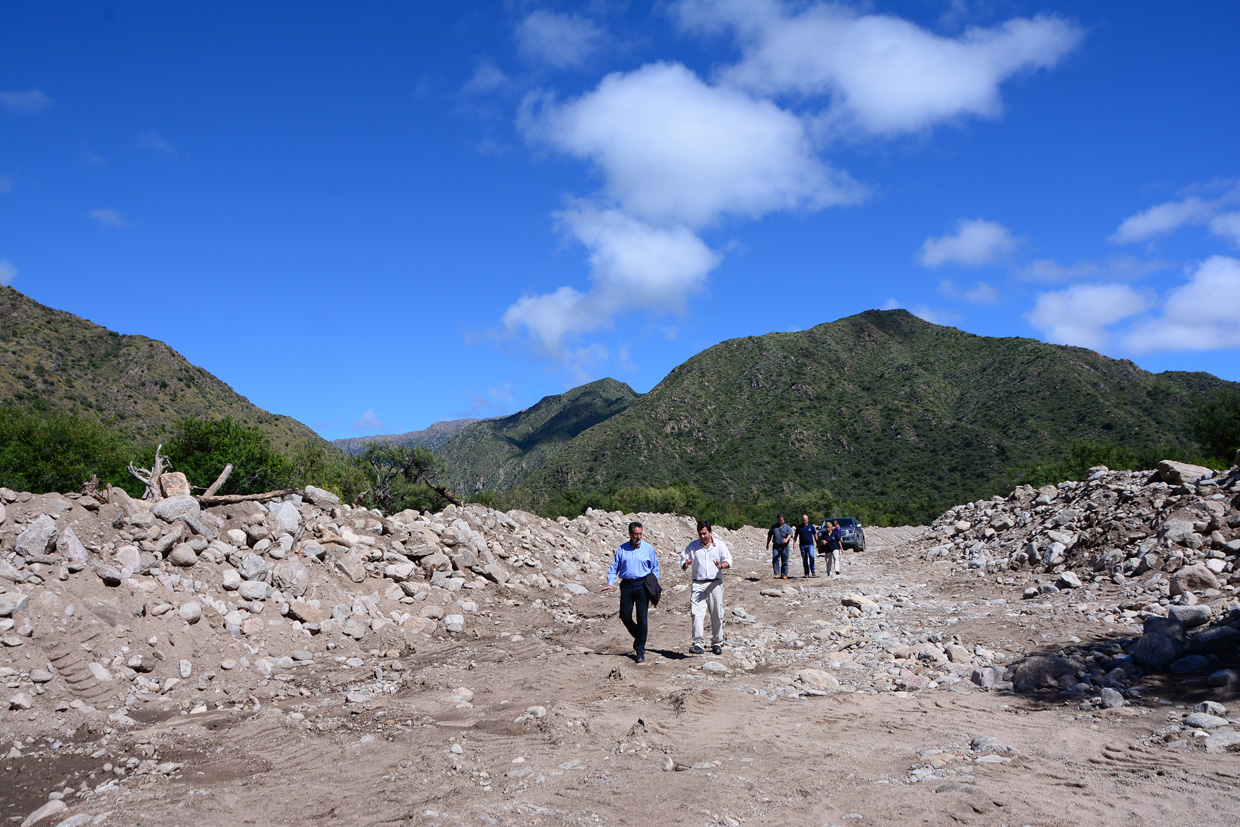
[828,518,858,529]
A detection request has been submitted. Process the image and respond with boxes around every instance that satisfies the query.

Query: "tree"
[1190,388,1240,463]
[0,404,133,493]
[356,442,460,513]
[161,417,291,495]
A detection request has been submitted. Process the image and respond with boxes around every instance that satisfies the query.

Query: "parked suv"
[827,517,866,552]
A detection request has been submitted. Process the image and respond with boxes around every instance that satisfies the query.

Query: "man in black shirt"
[795,514,818,577]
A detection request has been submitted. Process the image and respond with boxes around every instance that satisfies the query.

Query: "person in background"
[795,513,818,577]
[766,513,794,579]
[820,520,843,577]
[681,520,732,655]
[603,521,660,663]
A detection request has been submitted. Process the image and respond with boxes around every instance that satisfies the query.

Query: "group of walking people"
[601,512,846,663]
[765,513,844,579]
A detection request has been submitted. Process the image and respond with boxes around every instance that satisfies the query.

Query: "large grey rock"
[271,560,309,597]
[152,495,200,522]
[1168,604,1213,628]
[1099,687,1125,709]
[0,594,30,618]
[1143,616,1187,643]
[177,511,219,542]
[1157,459,1214,486]
[1188,626,1240,654]
[0,503,5,525]
[1130,632,1180,668]
[303,485,340,507]
[178,602,202,624]
[168,544,198,567]
[1184,712,1229,730]
[1057,571,1083,589]
[334,552,367,584]
[239,553,271,581]
[239,580,270,601]
[267,501,302,535]
[16,515,58,557]
[1009,656,1077,692]
[55,526,89,563]
[1203,732,1240,754]
[1170,564,1219,596]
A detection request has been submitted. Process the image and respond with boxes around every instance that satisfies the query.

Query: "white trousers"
[690,579,724,646]
[823,550,841,576]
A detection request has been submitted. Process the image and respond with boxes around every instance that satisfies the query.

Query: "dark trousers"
[772,544,789,576]
[618,579,649,655]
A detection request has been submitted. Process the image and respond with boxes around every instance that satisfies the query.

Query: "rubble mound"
[918,459,1240,698]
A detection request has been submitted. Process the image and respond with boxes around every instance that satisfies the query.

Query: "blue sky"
[3,1,1238,440]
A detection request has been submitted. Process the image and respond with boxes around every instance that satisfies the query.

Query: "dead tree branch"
[201,464,233,498]
[128,444,169,501]
[195,487,298,506]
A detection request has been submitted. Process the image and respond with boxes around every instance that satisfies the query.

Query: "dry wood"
[201,463,234,498]
[195,487,298,506]
[128,444,169,501]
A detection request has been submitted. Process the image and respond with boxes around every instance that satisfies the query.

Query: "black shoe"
[689,644,705,654]
[634,653,645,663]
[711,644,723,655]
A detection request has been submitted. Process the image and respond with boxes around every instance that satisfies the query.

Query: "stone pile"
[921,459,1240,591]
[916,458,1240,699]
[0,479,761,727]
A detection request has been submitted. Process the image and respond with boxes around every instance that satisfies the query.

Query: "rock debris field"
[1,459,1239,826]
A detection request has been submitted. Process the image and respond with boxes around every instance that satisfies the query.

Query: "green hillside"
[0,286,328,452]
[494,310,1233,518]
[440,378,638,494]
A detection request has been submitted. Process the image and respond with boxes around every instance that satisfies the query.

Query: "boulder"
[334,552,367,584]
[168,544,198,567]
[271,561,310,597]
[1157,460,1214,486]
[1168,604,1212,628]
[288,601,328,625]
[239,553,271,581]
[1009,656,1077,692]
[16,516,58,557]
[1169,564,1219,596]
[796,669,841,691]
[267,501,302,535]
[158,472,191,497]
[1130,633,1180,668]
[55,526,90,563]
[0,594,30,618]
[152,495,200,523]
[303,485,340,508]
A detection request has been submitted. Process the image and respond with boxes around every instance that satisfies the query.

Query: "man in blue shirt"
[603,521,660,663]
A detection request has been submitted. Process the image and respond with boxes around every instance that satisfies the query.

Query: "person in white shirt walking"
[680,521,732,655]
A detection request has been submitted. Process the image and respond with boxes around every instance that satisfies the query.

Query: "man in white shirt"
[680,521,732,655]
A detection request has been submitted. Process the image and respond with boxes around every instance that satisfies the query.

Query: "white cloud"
[1110,184,1240,247]
[137,130,177,155]
[1109,196,1213,244]
[1025,283,1150,351]
[89,208,128,229]
[1122,256,1240,353]
[939,279,1000,304]
[520,61,863,227]
[1209,212,1240,246]
[0,260,16,286]
[0,89,54,113]
[353,409,383,431]
[515,10,604,69]
[918,218,1018,267]
[463,59,509,95]
[675,0,1083,136]
[502,205,720,357]
[1018,255,1169,283]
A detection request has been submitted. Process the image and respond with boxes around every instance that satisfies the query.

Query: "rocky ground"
[1,462,1238,827]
